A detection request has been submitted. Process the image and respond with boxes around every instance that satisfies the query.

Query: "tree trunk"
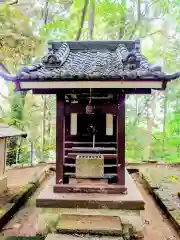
[144,91,158,161]
[76,0,89,40]
[6,91,27,165]
[41,95,47,161]
[88,0,95,40]
[162,89,168,158]
[118,0,127,39]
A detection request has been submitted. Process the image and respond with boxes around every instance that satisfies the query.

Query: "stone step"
[45,233,124,240]
[38,208,144,239]
[56,214,123,236]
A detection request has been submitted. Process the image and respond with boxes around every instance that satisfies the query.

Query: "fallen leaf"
[12,223,21,229]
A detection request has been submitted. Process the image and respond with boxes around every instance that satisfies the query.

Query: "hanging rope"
[86,88,95,114]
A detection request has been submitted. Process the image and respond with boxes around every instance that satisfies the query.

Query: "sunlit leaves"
[0,0,180,164]
[0,3,41,69]
[95,0,127,39]
[39,0,83,40]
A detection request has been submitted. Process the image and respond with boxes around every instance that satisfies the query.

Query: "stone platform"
[36,170,145,210]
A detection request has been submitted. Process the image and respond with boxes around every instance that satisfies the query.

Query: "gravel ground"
[0,164,180,240]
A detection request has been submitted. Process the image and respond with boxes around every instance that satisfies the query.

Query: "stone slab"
[37,208,143,238]
[36,170,145,210]
[56,214,122,236]
[0,175,7,194]
[46,234,124,240]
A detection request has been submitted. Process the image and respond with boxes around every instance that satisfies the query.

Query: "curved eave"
[13,78,176,93]
[1,71,179,93]
[0,133,27,139]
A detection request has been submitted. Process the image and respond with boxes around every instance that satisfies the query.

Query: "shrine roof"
[0,124,27,139]
[14,40,180,82]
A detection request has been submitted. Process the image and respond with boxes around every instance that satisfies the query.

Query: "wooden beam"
[65,134,116,142]
[32,88,151,95]
[21,80,162,90]
[117,93,125,185]
[65,141,116,145]
[56,94,65,184]
[49,40,136,51]
[65,104,117,114]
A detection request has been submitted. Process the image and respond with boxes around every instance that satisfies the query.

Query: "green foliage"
[0,0,180,164]
[0,3,42,69]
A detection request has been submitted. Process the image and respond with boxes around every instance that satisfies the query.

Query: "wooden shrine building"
[3,40,180,211]
[0,124,27,194]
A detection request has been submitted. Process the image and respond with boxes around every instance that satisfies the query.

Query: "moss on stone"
[37,209,60,235]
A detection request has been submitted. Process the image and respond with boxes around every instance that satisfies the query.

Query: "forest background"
[0,0,179,165]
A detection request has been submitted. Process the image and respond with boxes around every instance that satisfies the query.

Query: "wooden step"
[66,135,116,142]
[56,214,123,236]
[64,163,117,167]
[65,141,116,148]
[64,172,117,177]
[66,153,117,159]
[65,141,116,145]
[70,147,116,151]
[65,147,116,154]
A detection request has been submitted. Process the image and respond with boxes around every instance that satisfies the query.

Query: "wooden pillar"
[56,94,65,184]
[116,93,125,185]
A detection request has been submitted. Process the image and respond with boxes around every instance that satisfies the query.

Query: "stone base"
[0,175,7,194]
[36,170,144,210]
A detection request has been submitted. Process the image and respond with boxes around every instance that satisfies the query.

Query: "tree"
[0,0,180,164]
